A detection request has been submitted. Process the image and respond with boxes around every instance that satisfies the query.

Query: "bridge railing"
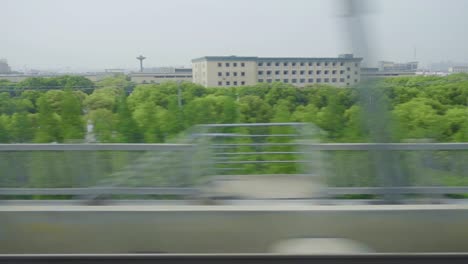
[0,142,467,200]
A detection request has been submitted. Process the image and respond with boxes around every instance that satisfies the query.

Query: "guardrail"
[0,142,466,200]
[2,186,468,197]
[0,143,193,151]
[0,143,466,151]
[1,254,468,264]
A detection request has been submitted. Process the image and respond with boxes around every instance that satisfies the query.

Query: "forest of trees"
[0,74,466,190]
[0,73,466,144]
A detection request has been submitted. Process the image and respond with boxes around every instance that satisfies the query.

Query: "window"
[339,78,345,82]
[226,72,230,76]
[324,70,329,74]
[317,62,321,66]
[316,70,321,74]
[340,70,345,74]
[325,62,329,66]
[284,70,289,74]
[308,78,314,83]
[283,62,288,66]
[347,67,351,71]
[218,81,222,86]
[346,83,350,86]
[300,79,305,83]
[332,70,337,74]
[241,81,245,85]
[258,71,263,75]
[275,79,281,82]
[300,62,305,66]
[308,62,313,66]
[355,71,358,75]
[258,79,264,82]
[241,62,245,67]
[347,75,350,79]
[267,79,272,83]
[316,78,322,83]
[275,62,280,66]
[284,79,289,83]
[292,62,296,66]
[226,63,230,67]
[332,62,336,66]
[324,78,329,83]
[241,72,245,76]
[266,62,271,66]
[355,79,358,83]
[258,62,263,66]
[218,72,222,76]
[266,70,272,75]
[233,62,237,67]
[292,70,297,75]
[234,72,238,76]
[292,79,297,83]
[340,62,344,66]
[308,70,313,74]
[355,63,358,67]
[233,81,238,85]
[218,63,222,67]
[332,78,337,83]
[226,81,230,85]
[300,70,305,75]
[275,70,280,75]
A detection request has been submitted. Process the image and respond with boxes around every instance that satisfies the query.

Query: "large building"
[192,54,362,87]
[129,68,192,84]
[378,61,418,72]
[361,67,417,78]
[0,59,12,74]
[448,66,468,73]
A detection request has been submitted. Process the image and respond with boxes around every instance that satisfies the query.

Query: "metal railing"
[1,253,468,264]
[0,121,466,201]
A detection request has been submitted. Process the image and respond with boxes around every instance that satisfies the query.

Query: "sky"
[2,0,468,72]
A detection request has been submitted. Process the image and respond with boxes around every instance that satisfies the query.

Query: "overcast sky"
[2,0,468,71]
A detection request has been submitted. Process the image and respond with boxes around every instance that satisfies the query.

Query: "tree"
[115,96,142,143]
[440,107,468,142]
[314,91,346,140]
[392,97,443,140]
[0,115,10,142]
[341,105,366,142]
[238,95,272,123]
[88,109,116,142]
[9,112,34,142]
[159,96,185,138]
[132,101,164,143]
[61,89,85,141]
[83,87,121,111]
[34,96,62,143]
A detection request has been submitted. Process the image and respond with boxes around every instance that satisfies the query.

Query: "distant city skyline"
[3,0,468,71]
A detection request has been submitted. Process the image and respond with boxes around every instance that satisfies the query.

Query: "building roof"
[192,55,363,63]
[129,72,192,77]
[192,56,258,62]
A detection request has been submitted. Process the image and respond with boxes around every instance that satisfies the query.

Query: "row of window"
[258,78,358,84]
[218,72,246,77]
[217,62,246,67]
[216,78,359,86]
[216,61,360,67]
[218,81,246,86]
[258,69,358,75]
[257,62,359,67]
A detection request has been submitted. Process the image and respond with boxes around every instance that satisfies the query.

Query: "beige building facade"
[448,66,468,73]
[192,55,363,87]
[130,73,192,84]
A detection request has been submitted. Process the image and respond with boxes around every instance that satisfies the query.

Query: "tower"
[136,55,146,72]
